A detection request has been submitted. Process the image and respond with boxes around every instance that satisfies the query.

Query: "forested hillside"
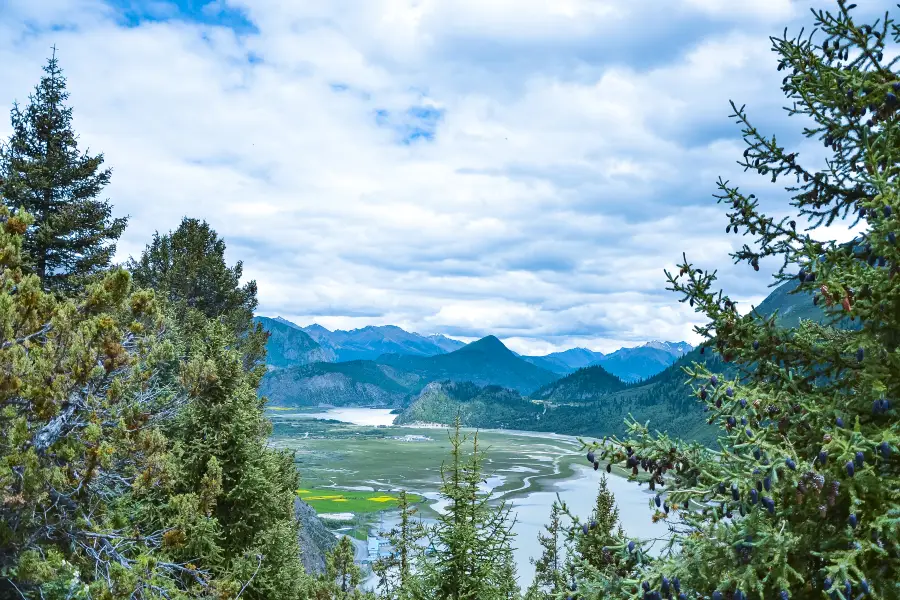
[376,335,559,393]
[399,279,843,444]
[539,346,731,445]
[395,381,545,428]
[259,360,421,407]
[531,363,627,402]
[398,348,729,444]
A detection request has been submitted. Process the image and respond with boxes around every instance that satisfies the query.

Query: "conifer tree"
[324,536,363,597]
[0,49,127,295]
[525,499,567,599]
[0,205,196,598]
[570,475,626,577]
[127,218,311,599]
[153,318,309,600]
[373,490,424,600]
[128,217,267,374]
[582,2,900,599]
[494,546,522,600]
[417,417,520,600]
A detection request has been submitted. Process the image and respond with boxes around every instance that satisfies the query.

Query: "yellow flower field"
[296,488,424,514]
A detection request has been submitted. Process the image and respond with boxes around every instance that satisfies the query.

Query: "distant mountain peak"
[641,340,692,353]
[357,324,403,332]
[271,316,305,330]
[557,347,603,358]
[460,335,512,354]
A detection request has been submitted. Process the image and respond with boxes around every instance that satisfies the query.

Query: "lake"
[289,407,399,427]
[269,407,671,590]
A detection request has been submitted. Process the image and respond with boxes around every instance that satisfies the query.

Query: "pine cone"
[812,474,825,491]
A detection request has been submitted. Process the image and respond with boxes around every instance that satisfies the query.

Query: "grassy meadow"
[268,411,637,520]
[297,488,425,514]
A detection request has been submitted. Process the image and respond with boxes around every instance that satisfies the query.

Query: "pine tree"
[155,318,309,600]
[494,546,522,600]
[571,475,625,576]
[0,48,127,295]
[373,490,424,600]
[555,475,636,600]
[417,417,520,600]
[0,205,194,598]
[525,499,567,599]
[582,2,900,598]
[325,536,363,597]
[128,217,267,374]
[127,218,311,600]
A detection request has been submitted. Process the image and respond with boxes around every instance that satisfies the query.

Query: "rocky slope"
[294,498,337,575]
[255,316,336,368]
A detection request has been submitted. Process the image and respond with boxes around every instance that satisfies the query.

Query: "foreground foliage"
[584,2,900,599]
[0,205,188,597]
[0,54,315,599]
[0,210,314,599]
[0,49,127,296]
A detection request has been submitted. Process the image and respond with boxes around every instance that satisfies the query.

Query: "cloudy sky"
[0,0,876,354]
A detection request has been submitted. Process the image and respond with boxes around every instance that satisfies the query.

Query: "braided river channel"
[268,407,671,589]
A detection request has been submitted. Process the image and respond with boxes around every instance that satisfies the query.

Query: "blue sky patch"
[374,105,445,144]
[106,0,258,35]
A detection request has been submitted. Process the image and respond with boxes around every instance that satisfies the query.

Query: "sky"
[0,0,880,355]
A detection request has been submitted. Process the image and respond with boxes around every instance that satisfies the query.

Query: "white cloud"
[0,0,860,354]
[683,0,795,20]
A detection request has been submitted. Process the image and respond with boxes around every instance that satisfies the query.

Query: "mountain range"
[389,342,733,445]
[254,317,336,368]
[256,317,691,383]
[591,340,692,382]
[257,277,833,442]
[518,341,691,382]
[297,323,465,362]
[257,335,560,406]
[254,316,690,408]
[391,277,844,443]
[519,347,603,374]
[253,321,704,441]
[377,336,559,393]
